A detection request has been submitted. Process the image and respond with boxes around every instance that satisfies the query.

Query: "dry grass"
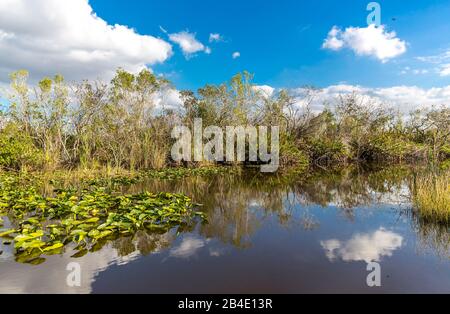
[413,171,450,223]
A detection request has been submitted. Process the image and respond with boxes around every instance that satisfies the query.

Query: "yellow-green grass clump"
[413,171,450,223]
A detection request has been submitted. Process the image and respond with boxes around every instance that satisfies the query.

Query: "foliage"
[304,138,349,166]
[0,123,43,170]
[82,166,237,187]
[0,69,449,173]
[359,133,426,162]
[279,135,310,170]
[0,173,206,264]
[412,170,450,223]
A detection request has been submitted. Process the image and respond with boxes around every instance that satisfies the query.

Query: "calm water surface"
[1,167,449,293]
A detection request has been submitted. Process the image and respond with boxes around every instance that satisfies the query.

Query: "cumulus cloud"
[168,31,210,58]
[0,0,173,82]
[232,52,241,59]
[253,85,275,98]
[157,82,450,115]
[321,228,403,263]
[285,84,450,113]
[209,33,223,43]
[322,26,344,50]
[153,88,183,112]
[322,25,407,62]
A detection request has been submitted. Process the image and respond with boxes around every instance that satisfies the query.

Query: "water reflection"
[0,244,138,293]
[321,228,404,263]
[170,235,208,259]
[1,166,449,293]
[124,166,415,246]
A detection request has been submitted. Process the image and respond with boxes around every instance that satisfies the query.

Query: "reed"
[413,171,450,223]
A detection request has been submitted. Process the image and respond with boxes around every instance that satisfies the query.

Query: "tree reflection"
[108,165,448,258]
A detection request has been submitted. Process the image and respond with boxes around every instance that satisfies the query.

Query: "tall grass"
[413,171,450,223]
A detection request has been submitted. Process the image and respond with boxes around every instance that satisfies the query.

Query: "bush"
[306,138,349,166]
[0,124,43,170]
[359,133,426,162]
[279,136,310,170]
[440,144,450,160]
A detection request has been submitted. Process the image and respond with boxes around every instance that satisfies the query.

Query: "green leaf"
[0,229,17,237]
[43,242,64,252]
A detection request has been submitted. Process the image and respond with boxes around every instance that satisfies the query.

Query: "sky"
[1,0,450,111]
[88,0,450,90]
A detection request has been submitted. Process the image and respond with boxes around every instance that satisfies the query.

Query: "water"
[1,166,449,293]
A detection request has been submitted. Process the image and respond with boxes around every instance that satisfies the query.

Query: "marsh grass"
[413,171,450,223]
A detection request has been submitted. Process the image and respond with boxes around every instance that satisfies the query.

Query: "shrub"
[306,138,349,166]
[0,124,43,170]
[359,133,426,162]
[279,136,310,171]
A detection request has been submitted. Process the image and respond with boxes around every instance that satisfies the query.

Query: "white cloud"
[232,52,241,59]
[439,64,450,76]
[253,85,275,98]
[209,33,223,43]
[323,25,407,62]
[401,67,429,75]
[0,0,173,83]
[416,50,450,77]
[414,69,429,75]
[321,228,403,263]
[110,80,450,115]
[417,50,450,64]
[322,26,344,50]
[153,88,183,111]
[289,84,450,113]
[168,31,210,58]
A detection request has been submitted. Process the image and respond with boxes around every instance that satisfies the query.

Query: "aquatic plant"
[81,166,237,188]
[0,174,205,264]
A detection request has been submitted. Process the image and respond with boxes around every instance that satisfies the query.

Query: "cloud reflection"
[0,247,139,294]
[321,228,403,263]
[169,236,207,259]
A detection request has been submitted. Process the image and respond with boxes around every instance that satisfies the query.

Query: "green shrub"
[0,124,43,170]
[279,136,309,170]
[360,133,426,162]
[306,138,349,165]
[440,144,450,160]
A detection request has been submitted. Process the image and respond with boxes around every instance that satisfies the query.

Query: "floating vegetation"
[82,166,237,188]
[0,173,206,264]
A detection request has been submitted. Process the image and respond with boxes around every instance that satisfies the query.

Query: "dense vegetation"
[0,169,218,264]
[412,170,450,223]
[0,69,448,251]
[0,69,448,172]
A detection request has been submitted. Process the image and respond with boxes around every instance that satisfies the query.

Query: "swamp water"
[0,167,449,293]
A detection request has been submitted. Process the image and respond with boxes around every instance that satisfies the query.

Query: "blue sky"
[1,0,450,110]
[88,0,450,90]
